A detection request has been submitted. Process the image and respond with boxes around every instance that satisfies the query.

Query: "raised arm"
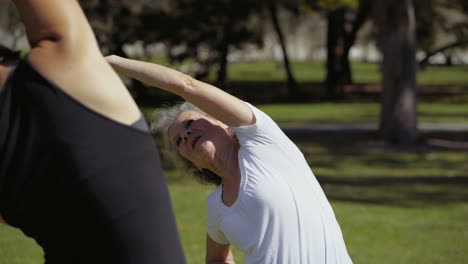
[11,0,100,60]
[10,0,141,126]
[105,55,255,127]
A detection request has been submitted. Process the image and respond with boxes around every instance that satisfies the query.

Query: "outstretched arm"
[105,55,255,127]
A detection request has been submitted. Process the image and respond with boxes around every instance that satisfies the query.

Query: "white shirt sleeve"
[232,102,286,147]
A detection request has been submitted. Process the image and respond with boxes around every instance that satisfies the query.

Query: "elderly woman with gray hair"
[106,55,353,264]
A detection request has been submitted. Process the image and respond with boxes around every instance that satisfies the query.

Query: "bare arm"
[11,0,99,60]
[10,0,141,125]
[105,55,255,127]
[206,234,235,264]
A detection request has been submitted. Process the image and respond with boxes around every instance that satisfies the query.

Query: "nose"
[182,129,191,141]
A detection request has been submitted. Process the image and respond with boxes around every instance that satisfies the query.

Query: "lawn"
[259,102,468,124]
[1,59,467,263]
[1,138,467,264]
[142,102,468,126]
[151,58,468,87]
[168,141,468,264]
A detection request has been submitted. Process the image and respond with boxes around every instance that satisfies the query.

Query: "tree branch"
[419,40,468,68]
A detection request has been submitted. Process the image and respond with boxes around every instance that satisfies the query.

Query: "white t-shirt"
[206,103,352,264]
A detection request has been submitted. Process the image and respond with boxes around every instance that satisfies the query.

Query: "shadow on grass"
[288,131,468,207]
[154,112,468,208]
[318,175,468,207]
[133,79,468,107]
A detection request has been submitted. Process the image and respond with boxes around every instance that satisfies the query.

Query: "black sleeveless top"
[0,59,186,264]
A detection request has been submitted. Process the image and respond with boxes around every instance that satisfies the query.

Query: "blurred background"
[0,0,467,263]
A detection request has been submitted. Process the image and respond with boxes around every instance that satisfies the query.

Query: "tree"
[415,0,468,68]
[151,0,263,87]
[373,0,418,145]
[0,0,24,48]
[299,0,371,100]
[80,0,171,104]
[267,0,299,96]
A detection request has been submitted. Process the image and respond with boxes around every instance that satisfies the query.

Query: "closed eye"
[186,119,194,128]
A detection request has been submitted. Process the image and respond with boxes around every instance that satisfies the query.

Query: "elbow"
[28,31,63,48]
[180,74,197,94]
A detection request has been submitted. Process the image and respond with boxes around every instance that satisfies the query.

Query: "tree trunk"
[375,0,418,145]
[216,17,232,88]
[444,52,453,67]
[267,0,298,96]
[325,8,350,100]
[216,42,229,87]
[324,1,371,101]
[215,12,234,89]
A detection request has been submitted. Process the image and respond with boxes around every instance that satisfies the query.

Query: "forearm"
[206,235,235,264]
[105,55,188,95]
[206,255,235,264]
[206,249,235,264]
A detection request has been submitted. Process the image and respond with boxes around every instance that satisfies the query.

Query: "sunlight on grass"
[143,102,468,126]
[143,58,468,87]
[1,143,467,264]
[0,225,43,264]
[336,202,468,264]
[258,103,380,124]
[255,102,468,125]
[228,60,468,86]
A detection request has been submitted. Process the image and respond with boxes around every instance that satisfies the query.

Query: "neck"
[209,137,241,184]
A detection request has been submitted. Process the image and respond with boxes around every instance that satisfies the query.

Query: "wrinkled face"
[168,111,230,170]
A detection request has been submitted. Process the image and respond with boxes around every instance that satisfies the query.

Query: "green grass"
[1,141,467,264]
[0,226,43,264]
[229,60,468,86]
[1,59,467,263]
[146,57,468,87]
[142,102,468,126]
[259,102,468,124]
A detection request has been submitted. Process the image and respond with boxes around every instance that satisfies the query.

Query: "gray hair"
[151,102,223,186]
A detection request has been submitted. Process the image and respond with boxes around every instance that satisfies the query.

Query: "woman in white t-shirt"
[106,55,353,264]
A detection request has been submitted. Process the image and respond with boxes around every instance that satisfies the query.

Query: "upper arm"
[181,76,256,127]
[206,234,235,264]
[12,0,99,59]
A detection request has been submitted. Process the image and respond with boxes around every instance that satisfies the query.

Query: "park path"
[280,123,468,149]
[281,123,468,133]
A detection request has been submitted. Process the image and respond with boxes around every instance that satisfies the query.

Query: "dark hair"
[0,45,21,64]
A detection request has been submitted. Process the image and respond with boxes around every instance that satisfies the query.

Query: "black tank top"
[0,59,186,263]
